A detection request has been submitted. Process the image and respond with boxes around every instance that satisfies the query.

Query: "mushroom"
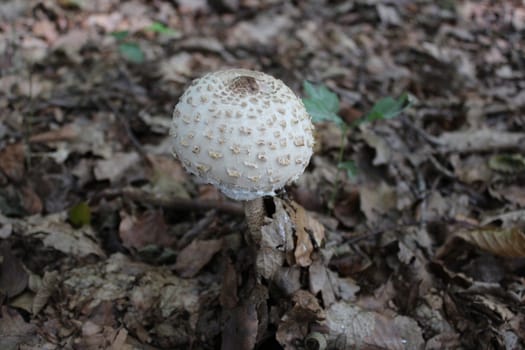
[170,69,314,239]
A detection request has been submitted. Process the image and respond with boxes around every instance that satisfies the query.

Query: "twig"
[93,187,244,215]
[177,210,217,248]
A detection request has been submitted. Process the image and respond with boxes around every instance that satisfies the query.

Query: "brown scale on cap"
[170,69,314,201]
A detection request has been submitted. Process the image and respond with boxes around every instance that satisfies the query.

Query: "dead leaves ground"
[1,0,525,349]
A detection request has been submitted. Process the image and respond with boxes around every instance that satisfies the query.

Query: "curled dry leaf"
[284,200,325,267]
[32,270,59,315]
[257,199,293,280]
[455,226,525,257]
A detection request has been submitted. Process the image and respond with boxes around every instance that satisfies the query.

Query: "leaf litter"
[2,0,525,349]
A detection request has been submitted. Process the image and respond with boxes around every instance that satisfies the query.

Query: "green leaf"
[302,81,345,128]
[146,22,179,36]
[111,30,129,41]
[488,154,525,173]
[360,93,411,124]
[118,42,145,63]
[68,202,91,228]
[338,160,358,179]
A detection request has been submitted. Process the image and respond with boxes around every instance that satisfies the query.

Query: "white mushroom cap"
[170,69,314,201]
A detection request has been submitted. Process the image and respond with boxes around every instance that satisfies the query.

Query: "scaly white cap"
[170,69,314,201]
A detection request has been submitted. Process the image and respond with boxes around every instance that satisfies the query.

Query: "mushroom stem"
[244,197,266,244]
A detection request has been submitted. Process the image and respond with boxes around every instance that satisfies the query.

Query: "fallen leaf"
[221,291,260,350]
[0,306,38,350]
[94,152,140,183]
[276,290,325,349]
[28,124,78,143]
[27,213,105,258]
[359,181,397,224]
[489,185,525,206]
[147,154,190,198]
[119,210,175,249]
[324,302,424,350]
[0,143,25,182]
[285,200,325,267]
[0,242,28,298]
[19,183,42,215]
[455,226,525,257]
[256,199,293,279]
[488,154,525,173]
[173,239,222,278]
[309,259,336,306]
[219,257,238,308]
[32,271,59,315]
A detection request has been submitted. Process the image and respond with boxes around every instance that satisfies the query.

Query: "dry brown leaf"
[221,287,263,350]
[0,143,25,182]
[276,290,325,349]
[359,181,397,224]
[324,302,424,350]
[455,226,525,257]
[219,257,238,309]
[119,210,175,249]
[173,239,222,278]
[28,123,78,143]
[284,200,325,267]
[309,259,336,306]
[257,199,292,279]
[489,185,525,206]
[19,184,43,215]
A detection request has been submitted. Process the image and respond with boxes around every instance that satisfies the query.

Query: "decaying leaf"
[0,143,25,182]
[173,239,222,278]
[284,200,326,267]
[257,199,293,279]
[26,213,105,258]
[359,181,397,224]
[62,253,205,347]
[94,152,141,183]
[488,154,525,173]
[119,210,175,249]
[489,185,525,206]
[276,290,325,349]
[0,242,28,298]
[309,259,336,306]
[324,302,424,350]
[455,226,525,257]
[221,299,259,350]
[32,270,59,315]
[0,306,39,350]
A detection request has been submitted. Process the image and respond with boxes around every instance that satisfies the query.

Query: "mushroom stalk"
[244,197,265,244]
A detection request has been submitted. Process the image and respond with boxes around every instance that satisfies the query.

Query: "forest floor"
[1,1,525,349]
